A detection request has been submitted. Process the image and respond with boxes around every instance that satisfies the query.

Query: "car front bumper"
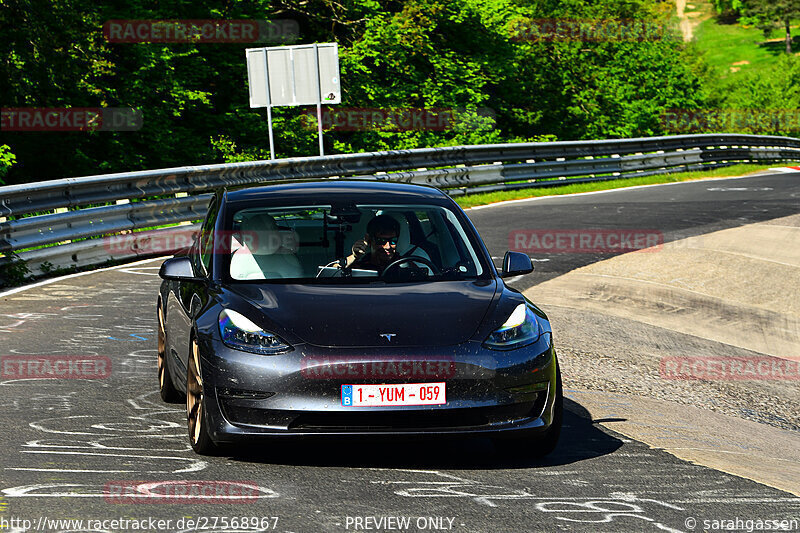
[196,334,558,442]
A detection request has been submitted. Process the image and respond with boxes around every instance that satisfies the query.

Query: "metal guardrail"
[1,133,798,281]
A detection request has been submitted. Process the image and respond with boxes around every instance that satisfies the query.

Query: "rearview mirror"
[329,203,362,223]
[159,256,202,281]
[501,251,534,278]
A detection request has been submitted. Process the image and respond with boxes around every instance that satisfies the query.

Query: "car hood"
[225,280,498,348]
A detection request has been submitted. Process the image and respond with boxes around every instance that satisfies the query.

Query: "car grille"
[288,402,538,430]
[221,392,546,431]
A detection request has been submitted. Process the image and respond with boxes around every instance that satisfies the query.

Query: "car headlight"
[483,304,542,350]
[218,309,292,355]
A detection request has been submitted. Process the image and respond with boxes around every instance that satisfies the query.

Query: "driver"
[339,214,400,274]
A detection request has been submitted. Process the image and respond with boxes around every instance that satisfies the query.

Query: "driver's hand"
[351,239,369,261]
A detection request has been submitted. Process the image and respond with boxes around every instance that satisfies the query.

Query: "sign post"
[246,43,341,159]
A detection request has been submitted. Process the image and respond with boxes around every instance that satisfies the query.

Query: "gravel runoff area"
[551,307,800,433]
[524,213,800,434]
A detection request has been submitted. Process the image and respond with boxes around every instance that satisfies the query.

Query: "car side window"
[197,197,219,276]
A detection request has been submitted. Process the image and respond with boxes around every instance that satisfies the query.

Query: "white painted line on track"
[117,266,162,276]
[6,468,137,473]
[465,171,782,210]
[706,187,773,191]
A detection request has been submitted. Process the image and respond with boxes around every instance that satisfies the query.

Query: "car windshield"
[224,203,487,283]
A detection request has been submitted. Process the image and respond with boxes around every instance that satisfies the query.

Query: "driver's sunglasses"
[373,236,398,246]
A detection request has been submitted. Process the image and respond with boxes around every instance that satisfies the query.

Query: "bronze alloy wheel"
[186,338,215,454]
[157,306,166,386]
[157,305,181,402]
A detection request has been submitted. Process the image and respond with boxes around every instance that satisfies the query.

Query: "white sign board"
[246,43,340,108]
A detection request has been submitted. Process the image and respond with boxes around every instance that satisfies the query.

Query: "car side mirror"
[501,251,534,278]
[159,256,202,281]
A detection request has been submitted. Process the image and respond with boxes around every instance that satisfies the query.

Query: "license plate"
[341,383,446,407]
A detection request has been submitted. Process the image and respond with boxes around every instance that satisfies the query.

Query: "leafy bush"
[0,145,16,184]
[0,253,31,289]
[708,55,800,136]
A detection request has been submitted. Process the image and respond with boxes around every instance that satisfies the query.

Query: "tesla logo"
[379,333,396,342]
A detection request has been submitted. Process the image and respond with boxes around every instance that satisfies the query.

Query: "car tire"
[494,363,563,458]
[157,304,182,403]
[187,337,218,455]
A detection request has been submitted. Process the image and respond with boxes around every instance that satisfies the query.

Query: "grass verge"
[695,17,800,76]
[454,163,796,209]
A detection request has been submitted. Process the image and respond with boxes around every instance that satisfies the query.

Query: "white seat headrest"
[240,214,282,255]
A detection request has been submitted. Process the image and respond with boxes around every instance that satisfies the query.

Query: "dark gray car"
[157,181,562,456]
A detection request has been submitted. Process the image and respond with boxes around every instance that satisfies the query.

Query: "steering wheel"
[381,256,440,278]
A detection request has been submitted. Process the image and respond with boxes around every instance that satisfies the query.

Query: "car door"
[166,196,219,385]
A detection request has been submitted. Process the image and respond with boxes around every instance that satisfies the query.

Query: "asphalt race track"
[469,170,800,290]
[0,172,798,532]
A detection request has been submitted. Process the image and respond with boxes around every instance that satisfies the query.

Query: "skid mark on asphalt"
[6,284,117,302]
[366,469,685,531]
[0,304,151,352]
[67,325,154,353]
[1,482,278,500]
[0,312,69,334]
[0,391,76,412]
[1,390,206,482]
[114,348,160,377]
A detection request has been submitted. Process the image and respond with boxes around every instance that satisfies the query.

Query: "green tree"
[742,0,799,54]
[712,0,744,16]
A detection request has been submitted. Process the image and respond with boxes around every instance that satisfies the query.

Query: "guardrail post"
[175,192,193,225]
[54,207,71,246]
